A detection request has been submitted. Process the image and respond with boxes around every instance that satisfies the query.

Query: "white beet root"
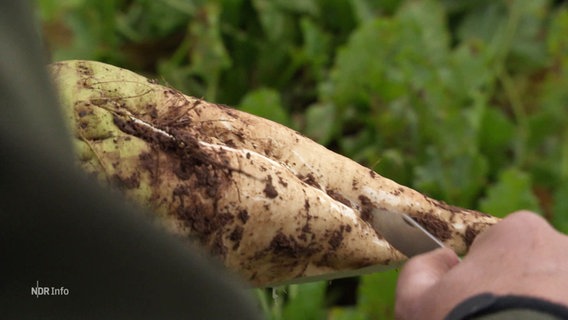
[50,60,499,287]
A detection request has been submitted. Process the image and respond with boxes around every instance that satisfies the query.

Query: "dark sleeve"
[445,293,568,320]
[0,1,263,319]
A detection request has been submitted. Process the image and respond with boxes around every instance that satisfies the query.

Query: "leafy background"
[36,0,568,318]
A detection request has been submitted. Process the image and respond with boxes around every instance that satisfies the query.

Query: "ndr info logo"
[31,281,70,298]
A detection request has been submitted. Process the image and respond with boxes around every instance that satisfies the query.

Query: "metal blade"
[370,208,445,258]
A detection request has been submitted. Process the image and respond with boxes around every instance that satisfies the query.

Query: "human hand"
[395,211,568,320]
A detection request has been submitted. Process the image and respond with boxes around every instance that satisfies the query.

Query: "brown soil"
[413,214,451,241]
[358,195,374,223]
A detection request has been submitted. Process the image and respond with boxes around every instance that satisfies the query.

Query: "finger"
[395,248,459,318]
[397,248,459,297]
[470,210,552,252]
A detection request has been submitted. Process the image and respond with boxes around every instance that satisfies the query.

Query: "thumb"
[395,248,459,318]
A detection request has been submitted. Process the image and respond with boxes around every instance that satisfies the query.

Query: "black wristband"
[445,293,568,320]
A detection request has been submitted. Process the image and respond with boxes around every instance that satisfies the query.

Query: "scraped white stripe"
[127,115,174,139]
[198,140,362,226]
[362,185,407,211]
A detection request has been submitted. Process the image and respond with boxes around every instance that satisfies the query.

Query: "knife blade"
[370,208,445,258]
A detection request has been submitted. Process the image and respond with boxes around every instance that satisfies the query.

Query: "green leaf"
[252,0,290,42]
[350,0,402,22]
[304,102,336,145]
[117,0,193,41]
[414,148,488,207]
[316,0,356,38]
[356,269,399,319]
[274,0,319,15]
[322,0,452,169]
[338,126,381,166]
[507,0,550,72]
[447,42,495,99]
[553,181,568,234]
[547,7,568,58]
[457,2,507,45]
[281,282,327,320]
[35,0,85,21]
[479,107,515,172]
[324,18,406,110]
[328,307,367,320]
[186,2,231,100]
[375,148,413,186]
[239,88,291,126]
[300,17,332,79]
[480,167,541,217]
[396,0,450,66]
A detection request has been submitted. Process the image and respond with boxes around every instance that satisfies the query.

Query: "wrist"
[446,293,568,320]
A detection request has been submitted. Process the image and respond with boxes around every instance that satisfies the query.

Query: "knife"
[370,208,446,258]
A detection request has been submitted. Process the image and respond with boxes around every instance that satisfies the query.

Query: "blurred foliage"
[36,0,568,318]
